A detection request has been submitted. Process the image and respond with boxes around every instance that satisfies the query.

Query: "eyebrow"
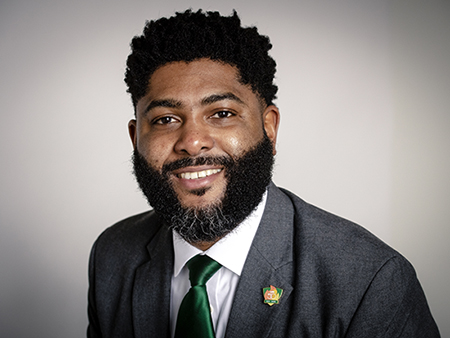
[201,92,245,106]
[144,99,183,114]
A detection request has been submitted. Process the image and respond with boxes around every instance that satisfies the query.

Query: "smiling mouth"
[178,168,222,180]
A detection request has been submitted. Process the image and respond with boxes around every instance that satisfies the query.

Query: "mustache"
[161,155,234,176]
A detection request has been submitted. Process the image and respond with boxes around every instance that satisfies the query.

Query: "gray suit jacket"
[88,182,440,337]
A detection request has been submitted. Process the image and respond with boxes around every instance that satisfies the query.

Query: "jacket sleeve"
[345,256,440,337]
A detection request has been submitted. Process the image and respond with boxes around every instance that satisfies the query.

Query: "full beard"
[132,133,274,244]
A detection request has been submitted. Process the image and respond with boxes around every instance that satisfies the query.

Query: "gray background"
[1,0,449,337]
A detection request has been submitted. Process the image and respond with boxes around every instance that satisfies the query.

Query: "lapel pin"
[263,285,283,306]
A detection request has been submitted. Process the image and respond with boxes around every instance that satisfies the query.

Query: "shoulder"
[270,184,415,294]
[277,185,400,264]
[90,210,165,269]
[96,210,161,246]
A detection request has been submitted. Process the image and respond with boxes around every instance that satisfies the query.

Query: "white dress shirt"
[170,191,267,338]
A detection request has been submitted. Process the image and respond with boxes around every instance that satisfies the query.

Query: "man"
[87,9,440,337]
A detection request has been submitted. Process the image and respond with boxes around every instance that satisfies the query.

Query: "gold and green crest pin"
[263,285,283,306]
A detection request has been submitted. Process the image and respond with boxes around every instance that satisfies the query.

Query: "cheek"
[227,136,241,152]
[221,128,263,158]
[137,136,172,170]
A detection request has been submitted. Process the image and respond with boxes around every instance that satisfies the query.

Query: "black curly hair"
[124,9,277,109]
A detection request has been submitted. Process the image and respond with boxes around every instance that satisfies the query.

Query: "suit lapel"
[132,222,174,338]
[225,183,295,338]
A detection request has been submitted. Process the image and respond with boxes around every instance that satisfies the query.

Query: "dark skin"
[128,58,280,250]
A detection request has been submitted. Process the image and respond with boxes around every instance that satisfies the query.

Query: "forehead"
[150,59,239,83]
[138,59,262,110]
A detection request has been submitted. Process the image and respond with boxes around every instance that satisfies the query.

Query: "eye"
[211,110,234,119]
[153,116,177,125]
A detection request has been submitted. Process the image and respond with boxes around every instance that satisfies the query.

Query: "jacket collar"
[225,182,295,338]
[132,219,173,338]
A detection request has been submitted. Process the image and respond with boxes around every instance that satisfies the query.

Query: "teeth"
[179,168,222,180]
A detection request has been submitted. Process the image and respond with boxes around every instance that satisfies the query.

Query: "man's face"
[129,58,279,211]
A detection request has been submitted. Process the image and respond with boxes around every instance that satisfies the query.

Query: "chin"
[178,190,225,210]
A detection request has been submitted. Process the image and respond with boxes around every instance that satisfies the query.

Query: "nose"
[174,120,214,156]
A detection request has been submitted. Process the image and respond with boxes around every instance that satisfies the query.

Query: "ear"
[262,105,280,155]
[128,119,137,149]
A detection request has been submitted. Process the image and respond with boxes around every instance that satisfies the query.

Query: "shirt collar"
[172,191,267,277]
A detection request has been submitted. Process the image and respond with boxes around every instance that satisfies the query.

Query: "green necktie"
[175,255,222,338]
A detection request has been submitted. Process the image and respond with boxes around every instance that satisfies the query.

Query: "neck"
[190,238,221,251]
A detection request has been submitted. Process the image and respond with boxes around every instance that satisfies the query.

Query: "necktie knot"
[187,255,222,286]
